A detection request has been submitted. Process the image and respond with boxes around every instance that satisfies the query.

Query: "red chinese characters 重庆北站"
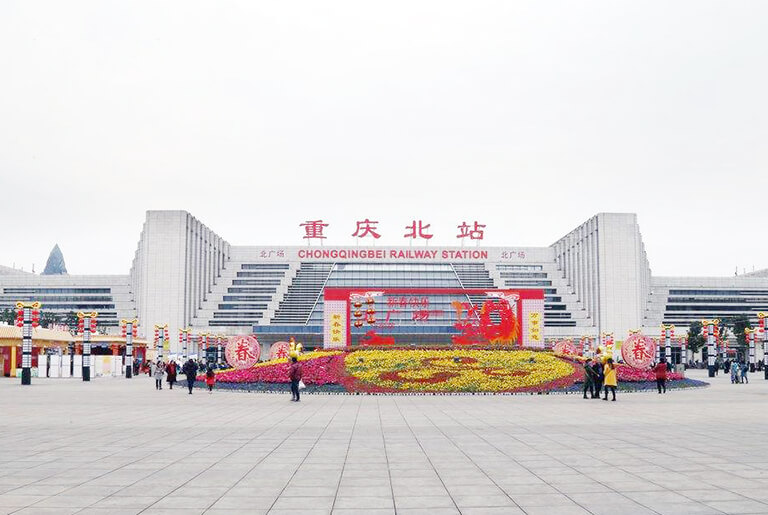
[352,219,381,239]
[457,221,486,240]
[404,220,433,240]
[300,220,329,239]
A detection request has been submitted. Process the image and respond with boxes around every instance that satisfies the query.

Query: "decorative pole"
[197,332,210,362]
[179,328,191,361]
[154,324,168,361]
[745,327,757,372]
[661,324,674,363]
[759,313,768,379]
[680,336,687,367]
[703,319,719,378]
[78,311,98,381]
[216,334,225,365]
[121,319,138,378]
[16,301,41,385]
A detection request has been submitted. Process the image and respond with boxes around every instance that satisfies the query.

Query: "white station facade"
[2,210,767,358]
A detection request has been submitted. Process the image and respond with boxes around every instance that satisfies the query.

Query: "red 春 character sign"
[621,334,656,369]
[352,219,381,239]
[269,341,291,361]
[225,335,261,369]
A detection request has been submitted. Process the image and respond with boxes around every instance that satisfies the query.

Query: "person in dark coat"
[592,359,604,399]
[582,358,596,399]
[653,359,667,394]
[289,357,303,402]
[182,359,197,395]
[166,360,178,390]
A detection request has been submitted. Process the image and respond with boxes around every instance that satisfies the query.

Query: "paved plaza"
[1,371,768,515]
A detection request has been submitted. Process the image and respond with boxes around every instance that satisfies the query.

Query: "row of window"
[236,271,286,278]
[232,280,283,286]
[3,288,112,294]
[241,264,290,270]
[669,289,768,296]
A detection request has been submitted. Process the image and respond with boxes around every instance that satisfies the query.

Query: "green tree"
[731,314,751,348]
[687,321,706,354]
[0,308,15,325]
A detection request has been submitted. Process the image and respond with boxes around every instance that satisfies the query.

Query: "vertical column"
[704,319,718,378]
[759,313,768,380]
[216,335,223,365]
[746,328,756,372]
[16,302,41,385]
[154,324,168,361]
[122,319,138,379]
[662,325,674,364]
[680,337,687,368]
[78,311,98,382]
[179,328,191,361]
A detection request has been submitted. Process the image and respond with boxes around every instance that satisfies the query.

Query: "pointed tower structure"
[42,244,68,275]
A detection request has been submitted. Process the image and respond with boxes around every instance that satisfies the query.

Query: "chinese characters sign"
[323,300,348,349]
[302,220,487,241]
[225,335,261,369]
[620,333,657,369]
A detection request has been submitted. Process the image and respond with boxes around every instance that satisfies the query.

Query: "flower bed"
[203,348,704,394]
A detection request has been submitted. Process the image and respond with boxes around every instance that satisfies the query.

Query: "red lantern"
[366,297,374,305]
[353,301,362,308]
[354,310,362,318]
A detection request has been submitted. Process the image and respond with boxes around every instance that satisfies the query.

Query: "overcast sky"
[1,1,766,277]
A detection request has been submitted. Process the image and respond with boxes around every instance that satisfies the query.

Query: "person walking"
[603,358,617,401]
[740,361,749,384]
[289,356,303,402]
[653,359,668,394]
[730,360,740,384]
[205,366,216,393]
[166,360,177,390]
[592,359,604,399]
[582,358,596,399]
[182,358,197,395]
[152,359,165,390]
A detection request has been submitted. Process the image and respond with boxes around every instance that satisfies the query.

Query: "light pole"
[679,336,687,368]
[154,324,168,361]
[15,301,41,385]
[78,311,98,381]
[759,313,768,379]
[703,319,719,378]
[179,328,191,361]
[661,324,674,364]
[121,319,138,378]
[745,327,757,372]
[216,334,225,365]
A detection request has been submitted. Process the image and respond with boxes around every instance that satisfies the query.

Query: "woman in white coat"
[151,359,166,390]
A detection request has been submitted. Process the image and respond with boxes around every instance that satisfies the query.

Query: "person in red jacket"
[653,359,668,394]
[289,357,303,402]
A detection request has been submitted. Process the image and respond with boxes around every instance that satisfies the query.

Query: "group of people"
[725,359,749,384]
[581,357,618,401]
[149,358,217,394]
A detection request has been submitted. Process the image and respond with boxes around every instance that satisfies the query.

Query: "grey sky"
[1,1,766,277]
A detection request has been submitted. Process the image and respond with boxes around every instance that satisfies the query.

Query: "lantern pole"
[759,313,768,380]
[179,328,191,361]
[680,336,687,368]
[121,318,138,379]
[78,311,98,382]
[745,327,757,373]
[216,334,225,365]
[16,301,41,385]
[154,324,168,361]
[703,319,719,378]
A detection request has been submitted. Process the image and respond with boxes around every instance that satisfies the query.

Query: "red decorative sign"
[269,341,291,361]
[621,334,656,369]
[457,221,485,240]
[300,220,329,240]
[225,335,261,369]
[404,220,433,240]
[352,219,381,239]
[553,340,577,355]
